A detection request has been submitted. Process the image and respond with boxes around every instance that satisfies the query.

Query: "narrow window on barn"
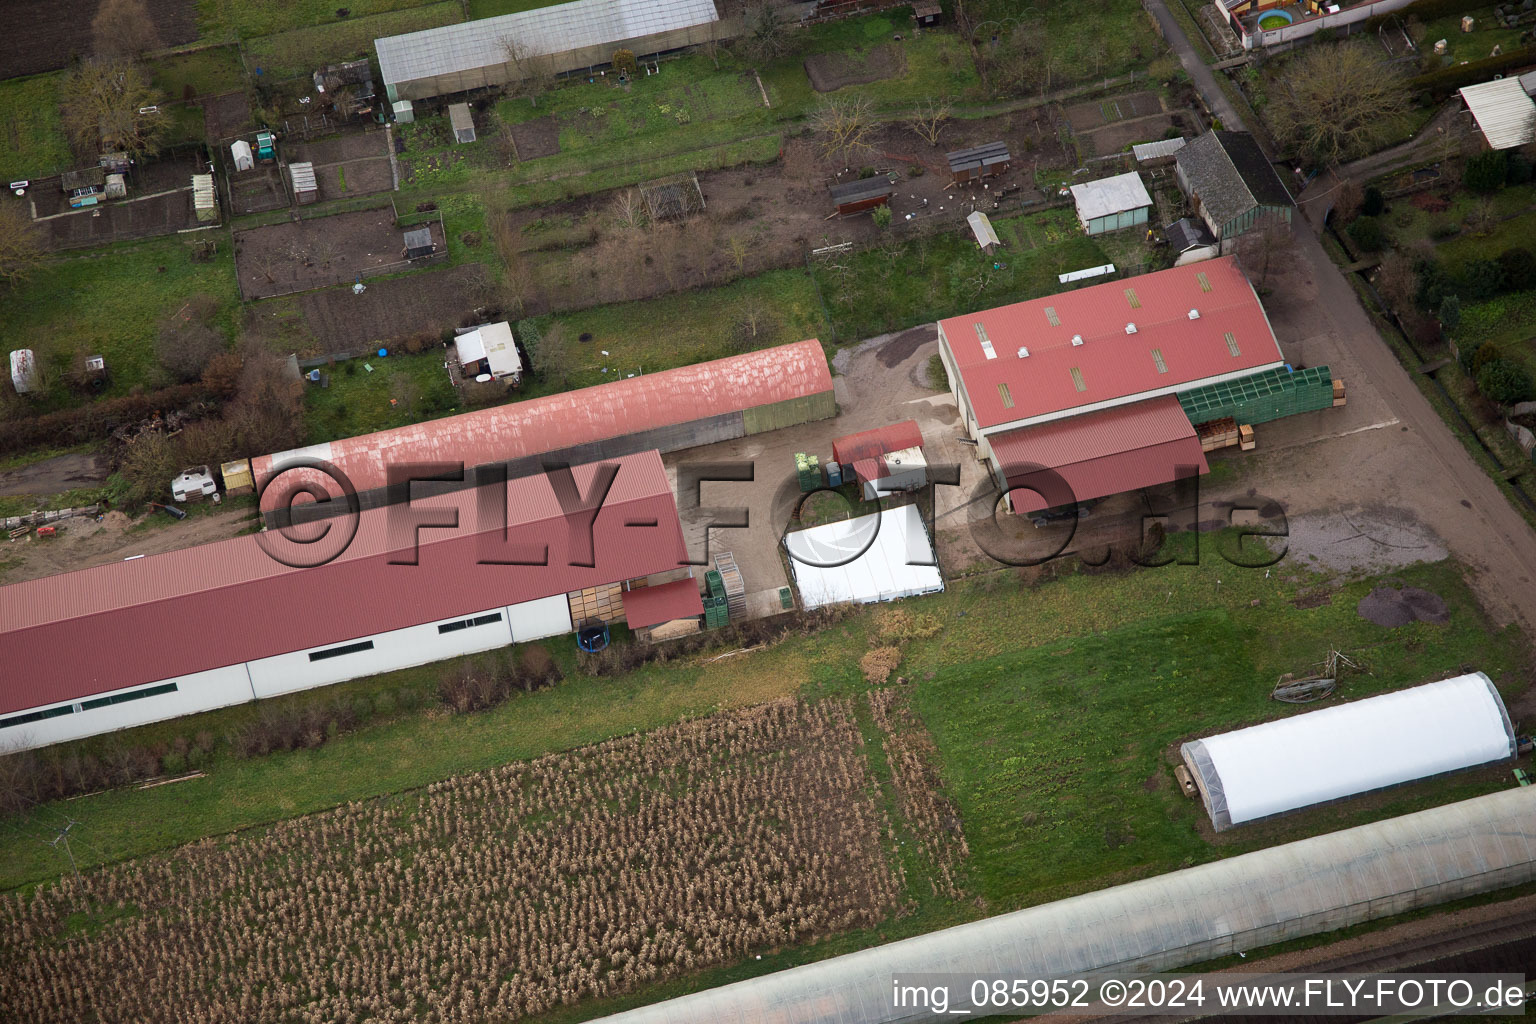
[438,613,504,634]
[1224,331,1240,357]
[1124,288,1141,309]
[308,640,375,662]
[975,323,996,359]
[0,704,77,729]
[1197,271,1212,293]
[1151,348,1168,374]
[998,383,1014,409]
[80,682,179,712]
[1070,367,1086,392]
[1044,305,1060,326]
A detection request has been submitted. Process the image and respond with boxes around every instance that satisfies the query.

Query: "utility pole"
[51,819,83,890]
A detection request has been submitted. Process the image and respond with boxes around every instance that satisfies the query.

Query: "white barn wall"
[509,594,573,642]
[247,606,517,699]
[0,664,255,754]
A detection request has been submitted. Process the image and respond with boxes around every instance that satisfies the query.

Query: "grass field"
[1,543,1522,897]
[0,238,240,409]
[196,0,453,40]
[1436,205,1536,274]
[0,73,71,184]
[812,207,1106,342]
[1418,6,1526,65]
[302,348,460,442]
[242,2,462,78]
[466,0,567,17]
[517,267,827,391]
[147,45,246,101]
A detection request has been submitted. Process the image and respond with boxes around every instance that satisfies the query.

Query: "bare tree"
[737,2,789,65]
[610,188,648,236]
[809,96,879,170]
[725,234,750,272]
[1233,217,1294,291]
[500,35,551,106]
[61,58,167,159]
[530,322,572,385]
[732,295,777,350]
[157,296,230,383]
[0,205,43,286]
[1373,251,1418,312]
[1331,178,1364,224]
[91,0,163,59]
[905,98,951,148]
[1268,41,1411,166]
[311,239,341,270]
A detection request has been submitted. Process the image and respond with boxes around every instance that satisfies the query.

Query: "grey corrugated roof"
[1175,131,1291,227]
[288,162,317,192]
[1165,216,1215,252]
[946,140,1010,173]
[829,176,895,205]
[591,787,1536,1024]
[1460,79,1536,150]
[1132,136,1186,161]
[375,0,719,89]
[1070,170,1152,221]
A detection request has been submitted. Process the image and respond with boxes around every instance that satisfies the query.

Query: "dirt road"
[0,507,255,585]
[0,451,110,498]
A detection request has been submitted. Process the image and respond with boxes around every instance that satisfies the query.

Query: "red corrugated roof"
[852,458,882,487]
[252,340,832,503]
[938,257,1283,430]
[989,396,1209,513]
[623,577,704,629]
[0,452,686,715]
[832,420,924,467]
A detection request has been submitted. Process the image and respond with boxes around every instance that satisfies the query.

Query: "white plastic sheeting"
[1182,673,1516,830]
[591,787,1536,1024]
[785,504,943,609]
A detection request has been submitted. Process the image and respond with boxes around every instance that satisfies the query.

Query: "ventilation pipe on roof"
[1071,334,1083,346]
[1125,323,1138,334]
[1017,346,1029,358]
[1188,309,1201,320]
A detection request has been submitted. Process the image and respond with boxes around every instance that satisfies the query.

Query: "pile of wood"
[4,505,100,532]
[1333,378,1347,407]
[1196,417,1239,452]
[566,581,634,625]
[1239,423,1256,451]
[636,617,702,645]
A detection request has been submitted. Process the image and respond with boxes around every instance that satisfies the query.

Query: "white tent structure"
[592,786,1536,1024]
[1182,673,1516,831]
[785,504,943,609]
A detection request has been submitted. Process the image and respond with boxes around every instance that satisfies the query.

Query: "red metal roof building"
[252,339,835,522]
[935,257,1284,512]
[991,396,1208,514]
[832,421,924,466]
[623,578,704,630]
[0,452,687,747]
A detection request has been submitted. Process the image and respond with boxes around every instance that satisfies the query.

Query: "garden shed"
[1070,171,1153,235]
[453,322,521,381]
[448,103,476,144]
[967,210,1000,251]
[623,577,704,643]
[230,140,254,172]
[1181,673,1516,831]
[402,226,435,259]
[946,141,1010,184]
[192,174,218,223]
[1166,216,1218,265]
[828,176,894,216]
[288,162,318,204]
[1133,137,1185,165]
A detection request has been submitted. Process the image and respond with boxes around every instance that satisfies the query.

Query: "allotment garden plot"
[290,263,487,352]
[0,0,196,80]
[0,696,965,1024]
[234,208,446,299]
[287,131,396,200]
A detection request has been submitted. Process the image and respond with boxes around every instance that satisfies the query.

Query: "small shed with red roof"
[624,577,705,643]
[832,420,927,500]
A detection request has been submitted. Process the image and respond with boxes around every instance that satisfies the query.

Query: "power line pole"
[50,819,83,891]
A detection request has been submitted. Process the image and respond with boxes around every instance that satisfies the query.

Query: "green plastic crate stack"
[1178,365,1334,427]
[796,453,822,492]
[706,570,725,600]
[703,596,730,628]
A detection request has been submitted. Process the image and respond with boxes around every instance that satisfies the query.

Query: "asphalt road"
[1146,0,1536,643]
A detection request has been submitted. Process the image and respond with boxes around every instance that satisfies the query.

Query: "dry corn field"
[0,695,967,1024]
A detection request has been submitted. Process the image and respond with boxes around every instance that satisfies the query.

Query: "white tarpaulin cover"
[785,504,943,609]
[1182,672,1515,830]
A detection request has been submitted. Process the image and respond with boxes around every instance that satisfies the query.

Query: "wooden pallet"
[1332,378,1347,407]
[566,581,633,625]
[1196,416,1239,452]
[1239,423,1256,452]
[713,552,747,622]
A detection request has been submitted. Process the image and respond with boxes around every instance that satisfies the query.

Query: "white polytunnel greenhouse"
[1181,672,1516,831]
[591,787,1536,1024]
[784,505,944,609]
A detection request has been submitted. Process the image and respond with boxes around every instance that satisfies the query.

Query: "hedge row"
[0,381,233,459]
[1408,46,1536,99]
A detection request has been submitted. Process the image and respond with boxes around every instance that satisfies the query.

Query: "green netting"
[1178,365,1334,426]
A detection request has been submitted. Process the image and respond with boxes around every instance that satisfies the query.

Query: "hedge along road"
[1149,0,1536,646]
